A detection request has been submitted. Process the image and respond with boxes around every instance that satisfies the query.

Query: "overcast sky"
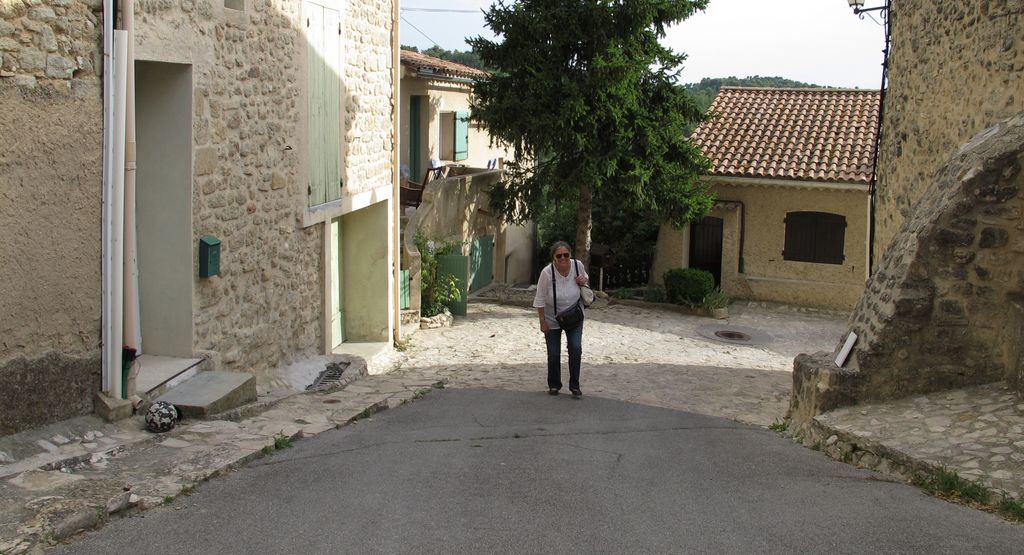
[400,0,887,89]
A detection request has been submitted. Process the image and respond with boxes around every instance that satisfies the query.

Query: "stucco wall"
[874,0,1024,259]
[134,0,394,375]
[652,181,869,310]
[400,73,514,175]
[341,200,389,342]
[1,0,103,432]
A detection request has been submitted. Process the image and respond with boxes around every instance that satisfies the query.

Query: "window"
[783,211,846,264]
[439,111,470,162]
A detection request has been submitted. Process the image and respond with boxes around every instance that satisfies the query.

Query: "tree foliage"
[469,0,714,262]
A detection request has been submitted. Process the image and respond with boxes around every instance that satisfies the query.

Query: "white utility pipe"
[109,30,129,398]
[122,0,141,360]
[101,0,115,393]
[391,0,400,343]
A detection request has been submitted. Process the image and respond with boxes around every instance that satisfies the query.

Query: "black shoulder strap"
[551,265,557,313]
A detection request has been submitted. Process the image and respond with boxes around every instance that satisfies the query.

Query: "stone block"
[979,226,1009,248]
[45,54,74,78]
[155,371,257,419]
[93,391,133,422]
[195,146,219,175]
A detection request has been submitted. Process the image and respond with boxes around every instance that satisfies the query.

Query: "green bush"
[643,287,667,303]
[414,231,463,317]
[703,287,729,310]
[663,268,714,305]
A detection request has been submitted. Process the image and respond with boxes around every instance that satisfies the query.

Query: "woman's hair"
[549,240,572,260]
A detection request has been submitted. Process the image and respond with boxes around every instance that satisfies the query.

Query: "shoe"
[548,388,559,396]
[570,388,582,398]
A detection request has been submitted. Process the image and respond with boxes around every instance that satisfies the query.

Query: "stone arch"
[791,113,1024,431]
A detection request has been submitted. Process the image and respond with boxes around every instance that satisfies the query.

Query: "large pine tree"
[470,0,713,262]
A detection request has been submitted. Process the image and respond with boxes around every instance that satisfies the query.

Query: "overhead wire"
[402,8,481,13]
[401,15,442,48]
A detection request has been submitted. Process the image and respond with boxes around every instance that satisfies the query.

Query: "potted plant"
[703,287,730,319]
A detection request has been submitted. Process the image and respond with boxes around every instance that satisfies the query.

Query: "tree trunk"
[574,181,593,266]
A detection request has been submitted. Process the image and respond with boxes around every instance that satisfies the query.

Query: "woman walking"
[533,241,589,398]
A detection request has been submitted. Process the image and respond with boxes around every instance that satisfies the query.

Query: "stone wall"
[790,115,1024,431]
[874,0,1023,260]
[343,0,394,195]
[0,0,101,93]
[135,0,394,375]
[1,0,103,432]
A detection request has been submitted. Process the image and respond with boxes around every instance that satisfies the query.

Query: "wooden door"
[469,235,494,292]
[689,216,724,285]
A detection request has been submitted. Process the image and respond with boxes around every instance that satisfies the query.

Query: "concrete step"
[155,371,257,419]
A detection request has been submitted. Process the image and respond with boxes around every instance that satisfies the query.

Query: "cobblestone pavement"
[811,382,1024,500]
[396,296,849,427]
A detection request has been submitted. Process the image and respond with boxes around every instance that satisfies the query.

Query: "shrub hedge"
[663,268,715,305]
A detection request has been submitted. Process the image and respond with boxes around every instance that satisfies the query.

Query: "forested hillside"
[685,76,821,115]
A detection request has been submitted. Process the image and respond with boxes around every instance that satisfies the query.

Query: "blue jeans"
[545,322,583,391]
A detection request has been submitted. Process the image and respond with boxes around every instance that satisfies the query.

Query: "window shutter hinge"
[308,185,312,196]
[306,18,310,27]
[338,24,342,35]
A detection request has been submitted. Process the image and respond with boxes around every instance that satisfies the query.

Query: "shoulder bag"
[552,261,585,330]
[576,260,595,307]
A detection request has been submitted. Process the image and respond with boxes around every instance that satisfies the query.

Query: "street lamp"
[848,0,889,17]
[844,0,891,273]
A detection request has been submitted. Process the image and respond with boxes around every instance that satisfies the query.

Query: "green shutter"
[400,269,410,310]
[409,97,423,180]
[454,111,469,162]
[306,2,341,207]
[323,6,341,203]
[469,234,494,292]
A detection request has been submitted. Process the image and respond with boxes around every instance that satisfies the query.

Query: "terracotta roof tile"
[400,49,486,79]
[692,87,880,184]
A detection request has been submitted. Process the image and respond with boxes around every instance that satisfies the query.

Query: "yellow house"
[652,87,881,310]
[399,50,514,179]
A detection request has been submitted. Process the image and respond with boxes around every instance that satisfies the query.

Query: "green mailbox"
[199,235,221,277]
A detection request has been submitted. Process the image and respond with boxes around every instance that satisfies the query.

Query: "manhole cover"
[696,324,772,346]
[714,330,751,342]
[322,399,341,404]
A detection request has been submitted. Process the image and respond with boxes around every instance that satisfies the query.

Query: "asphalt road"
[58,388,1024,554]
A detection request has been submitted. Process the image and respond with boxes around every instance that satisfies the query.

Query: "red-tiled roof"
[400,49,486,79]
[691,87,881,184]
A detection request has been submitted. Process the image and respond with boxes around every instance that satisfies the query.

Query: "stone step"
[155,371,257,419]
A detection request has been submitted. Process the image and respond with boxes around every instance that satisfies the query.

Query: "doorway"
[136,61,193,357]
[689,216,724,285]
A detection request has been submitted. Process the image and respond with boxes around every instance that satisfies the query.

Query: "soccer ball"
[145,401,179,433]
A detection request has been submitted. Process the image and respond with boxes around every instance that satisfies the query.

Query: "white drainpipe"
[104,30,129,398]
[122,0,142,360]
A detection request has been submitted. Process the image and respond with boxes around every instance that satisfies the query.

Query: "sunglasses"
[554,253,571,259]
